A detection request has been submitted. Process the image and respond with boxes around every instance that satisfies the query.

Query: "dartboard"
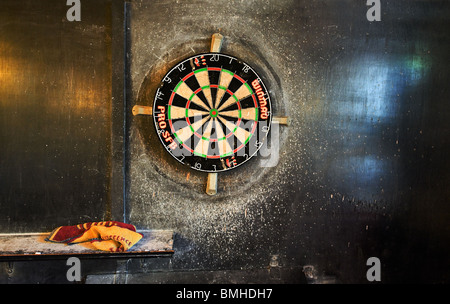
[153,53,272,173]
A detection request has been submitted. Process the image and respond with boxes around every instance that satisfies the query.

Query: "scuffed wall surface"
[125,0,450,283]
[127,0,295,272]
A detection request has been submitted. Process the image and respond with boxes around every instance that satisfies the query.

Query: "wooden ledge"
[0,230,174,260]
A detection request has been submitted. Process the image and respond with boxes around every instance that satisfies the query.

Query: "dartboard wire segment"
[153,53,272,173]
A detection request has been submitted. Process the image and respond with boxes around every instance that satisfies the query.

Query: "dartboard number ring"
[153,53,272,173]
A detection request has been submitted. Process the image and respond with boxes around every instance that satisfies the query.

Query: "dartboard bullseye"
[153,53,272,173]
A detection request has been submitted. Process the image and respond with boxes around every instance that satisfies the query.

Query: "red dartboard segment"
[153,53,272,173]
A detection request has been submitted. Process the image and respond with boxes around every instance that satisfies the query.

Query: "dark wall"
[126,0,450,284]
[1,0,449,284]
[0,0,115,232]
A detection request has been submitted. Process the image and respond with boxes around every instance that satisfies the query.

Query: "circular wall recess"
[133,34,288,197]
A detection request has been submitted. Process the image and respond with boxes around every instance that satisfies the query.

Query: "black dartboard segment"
[153,53,272,173]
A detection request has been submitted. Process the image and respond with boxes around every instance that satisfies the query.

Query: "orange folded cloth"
[45,221,143,252]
